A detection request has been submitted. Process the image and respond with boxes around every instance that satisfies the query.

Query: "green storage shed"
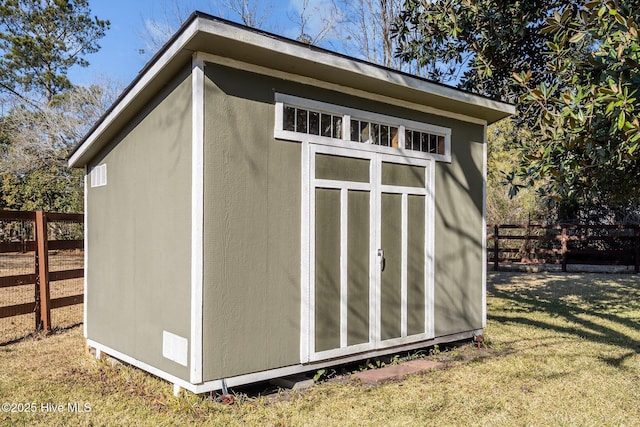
[69,12,514,395]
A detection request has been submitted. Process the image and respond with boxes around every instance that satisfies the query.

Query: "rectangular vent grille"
[90,164,107,188]
[162,331,188,366]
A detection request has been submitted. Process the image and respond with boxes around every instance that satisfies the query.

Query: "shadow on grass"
[487,272,640,367]
[0,322,82,347]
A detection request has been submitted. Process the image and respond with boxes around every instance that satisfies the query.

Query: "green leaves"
[569,31,586,43]
[0,1,111,212]
[393,0,565,101]
[394,0,640,214]
[513,0,640,210]
[618,110,626,130]
[0,0,110,103]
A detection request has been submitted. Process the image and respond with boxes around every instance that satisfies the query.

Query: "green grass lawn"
[1,272,639,426]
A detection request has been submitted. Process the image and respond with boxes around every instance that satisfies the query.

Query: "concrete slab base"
[352,359,443,385]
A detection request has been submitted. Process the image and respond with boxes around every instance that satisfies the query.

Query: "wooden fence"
[487,224,640,272]
[0,210,83,333]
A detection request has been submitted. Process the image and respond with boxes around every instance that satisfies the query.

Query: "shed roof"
[69,12,515,168]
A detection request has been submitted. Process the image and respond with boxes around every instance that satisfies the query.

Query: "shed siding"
[434,123,485,336]
[202,64,302,380]
[201,62,486,380]
[86,68,193,380]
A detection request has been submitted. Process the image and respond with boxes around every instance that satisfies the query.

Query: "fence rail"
[0,210,83,339]
[487,223,640,272]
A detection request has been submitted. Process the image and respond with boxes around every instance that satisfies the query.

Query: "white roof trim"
[197,18,513,116]
[69,14,514,168]
[203,52,489,125]
[68,19,200,167]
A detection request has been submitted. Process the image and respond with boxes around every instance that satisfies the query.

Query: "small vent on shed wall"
[90,164,107,187]
[162,331,188,366]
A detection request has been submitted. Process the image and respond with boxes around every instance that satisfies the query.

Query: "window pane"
[297,109,308,133]
[429,134,438,153]
[405,129,412,149]
[333,116,342,139]
[283,106,296,131]
[437,135,445,154]
[360,121,370,143]
[391,127,399,148]
[412,132,421,151]
[380,125,389,147]
[309,111,320,135]
[321,114,332,137]
[350,119,360,141]
[371,123,380,145]
[420,133,429,152]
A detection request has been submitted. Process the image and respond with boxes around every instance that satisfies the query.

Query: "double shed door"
[304,144,434,363]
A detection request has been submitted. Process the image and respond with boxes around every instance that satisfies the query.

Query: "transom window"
[405,130,445,154]
[283,105,342,139]
[349,119,399,147]
[275,94,451,162]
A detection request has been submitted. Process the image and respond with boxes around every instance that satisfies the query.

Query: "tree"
[138,0,277,57]
[332,0,411,71]
[0,0,111,212]
[289,0,338,45]
[0,81,119,211]
[513,1,640,216]
[486,118,548,224]
[0,0,110,105]
[220,0,274,29]
[137,0,196,57]
[394,0,640,220]
[393,0,570,101]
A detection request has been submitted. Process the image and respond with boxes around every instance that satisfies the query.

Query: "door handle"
[378,249,385,272]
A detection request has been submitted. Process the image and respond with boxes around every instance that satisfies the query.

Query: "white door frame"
[301,142,435,363]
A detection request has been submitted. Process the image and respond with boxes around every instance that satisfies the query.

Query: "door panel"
[306,145,433,362]
[316,154,370,182]
[347,190,370,346]
[380,192,403,341]
[381,162,426,188]
[407,195,426,336]
[314,188,341,352]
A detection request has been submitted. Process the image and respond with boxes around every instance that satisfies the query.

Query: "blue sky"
[67,0,328,87]
[68,0,164,86]
[69,0,204,86]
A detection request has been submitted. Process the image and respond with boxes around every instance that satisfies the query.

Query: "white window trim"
[275,93,452,163]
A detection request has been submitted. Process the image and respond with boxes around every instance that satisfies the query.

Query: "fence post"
[494,225,499,271]
[522,222,530,262]
[635,225,640,274]
[35,211,51,332]
[561,226,567,272]
[34,246,41,329]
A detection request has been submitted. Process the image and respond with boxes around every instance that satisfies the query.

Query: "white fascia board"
[68,19,201,168]
[197,19,515,118]
[83,166,88,338]
[482,124,488,328]
[206,52,486,127]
